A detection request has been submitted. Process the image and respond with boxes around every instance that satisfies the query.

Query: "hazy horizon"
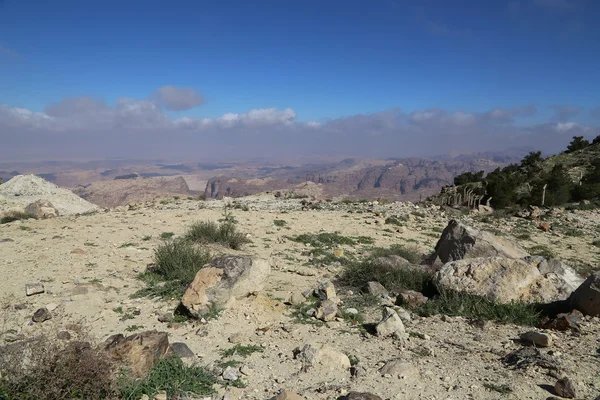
[2,0,599,162]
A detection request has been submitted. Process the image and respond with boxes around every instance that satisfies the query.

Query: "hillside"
[426,136,600,209]
[204,156,513,202]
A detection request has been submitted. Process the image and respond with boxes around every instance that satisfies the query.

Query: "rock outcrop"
[179,256,270,318]
[428,220,530,266]
[433,257,582,304]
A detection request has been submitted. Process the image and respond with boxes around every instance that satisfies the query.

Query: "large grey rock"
[433,257,581,304]
[570,271,600,316]
[428,220,529,266]
[25,199,59,219]
[315,299,338,322]
[375,307,405,338]
[180,256,270,318]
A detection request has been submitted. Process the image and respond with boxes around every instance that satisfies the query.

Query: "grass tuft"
[133,239,212,299]
[220,344,263,358]
[184,220,250,250]
[416,291,541,326]
[120,357,216,399]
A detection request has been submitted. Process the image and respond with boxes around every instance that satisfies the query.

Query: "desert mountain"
[73,176,197,208]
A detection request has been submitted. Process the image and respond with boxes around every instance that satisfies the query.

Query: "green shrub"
[416,291,541,326]
[185,220,250,250]
[342,259,434,295]
[120,357,216,399]
[134,239,212,299]
[368,244,423,264]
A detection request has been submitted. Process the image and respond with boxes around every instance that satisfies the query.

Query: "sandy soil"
[1,196,599,399]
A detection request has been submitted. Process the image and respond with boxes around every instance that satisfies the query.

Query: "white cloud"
[151,85,205,111]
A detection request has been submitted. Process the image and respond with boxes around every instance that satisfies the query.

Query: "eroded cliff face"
[204,158,505,202]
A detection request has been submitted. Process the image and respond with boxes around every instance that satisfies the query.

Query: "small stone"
[57,331,72,340]
[222,365,239,381]
[344,308,359,315]
[379,359,419,378]
[333,248,344,258]
[13,303,26,310]
[395,307,411,322]
[289,292,306,306]
[364,281,389,297]
[168,342,195,358]
[240,365,254,376]
[153,391,167,400]
[157,314,170,323]
[375,307,405,338]
[140,395,150,400]
[45,303,58,312]
[538,222,551,232]
[317,281,337,301]
[315,300,338,322]
[397,290,428,308]
[25,283,44,296]
[70,248,85,254]
[228,332,245,343]
[520,331,553,347]
[32,307,51,323]
[350,365,367,378]
[554,377,575,398]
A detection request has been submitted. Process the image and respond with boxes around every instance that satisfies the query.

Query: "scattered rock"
[520,331,553,347]
[554,377,576,398]
[270,389,305,400]
[228,332,245,344]
[167,342,195,358]
[569,270,600,316]
[32,307,51,323]
[180,256,270,318]
[25,199,59,219]
[433,257,580,304]
[25,283,44,296]
[363,281,389,297]
[542,310,583,332]
[103,330,169,378]
[428,220,529,266]
[397,290,427,308]
[375,307,406,338]
[317,281,337,301]
[222,365,239,381]
[315,299,338,322]
[503,346,559,371]
[71,248,85,255]
[153,391,168,400]
[379,359,419,378]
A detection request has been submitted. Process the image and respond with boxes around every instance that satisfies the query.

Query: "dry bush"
[0,337,117,400]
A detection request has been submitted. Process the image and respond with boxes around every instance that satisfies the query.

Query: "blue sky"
[0,0,599,161]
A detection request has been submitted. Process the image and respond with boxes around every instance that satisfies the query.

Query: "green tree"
[453,170,485,186]
[565,136,590,153]
[531,164,574,206]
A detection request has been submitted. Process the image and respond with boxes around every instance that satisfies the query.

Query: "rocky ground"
[1,193,600,400]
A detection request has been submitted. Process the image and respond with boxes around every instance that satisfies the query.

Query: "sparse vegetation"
[416,291,541,326]
[142,235,152,241]
[289,232,373,247]
[160,232,175,240]
[119,242,136,248]
[527,244,556,259]
[0,211,35,224]
[184,220,250,250]
[0,339,117,399]
[368,244,423,264]
[120,357,216,399]
[134,239,212,299]
[273,219,287,227]
[483,382,512,394]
